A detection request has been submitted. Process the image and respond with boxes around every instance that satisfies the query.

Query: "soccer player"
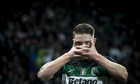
[37,23,128,84]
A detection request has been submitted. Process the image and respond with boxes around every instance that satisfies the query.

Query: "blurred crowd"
[0,1,139,84]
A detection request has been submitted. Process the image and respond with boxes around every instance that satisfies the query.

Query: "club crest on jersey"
[80,68,86,75]
[91,67,98,76]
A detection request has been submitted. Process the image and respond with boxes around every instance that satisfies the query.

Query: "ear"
[72,39,75,47]
[93,38,96,45]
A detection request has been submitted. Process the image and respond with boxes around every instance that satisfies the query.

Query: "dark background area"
[0,0,139,84]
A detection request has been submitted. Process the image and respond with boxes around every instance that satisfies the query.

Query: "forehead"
[74,34,92,42]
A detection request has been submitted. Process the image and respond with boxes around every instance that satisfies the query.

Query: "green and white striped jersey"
[53,56,116,84]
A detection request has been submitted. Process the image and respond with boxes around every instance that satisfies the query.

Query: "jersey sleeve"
[52,67,63,79]
[104,56,117,78]
[105,56,116,63]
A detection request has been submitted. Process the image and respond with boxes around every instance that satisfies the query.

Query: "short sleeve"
[104,56,117,78]
[105,56,116,63]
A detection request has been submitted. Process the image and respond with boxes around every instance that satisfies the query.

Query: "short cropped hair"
[73,23,95,37]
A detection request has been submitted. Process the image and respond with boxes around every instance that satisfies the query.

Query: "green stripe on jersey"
[63,65,107,77]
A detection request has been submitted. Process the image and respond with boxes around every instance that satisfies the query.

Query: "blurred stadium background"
[0,0,139,84]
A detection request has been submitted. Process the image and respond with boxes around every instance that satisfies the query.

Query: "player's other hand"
[80,39,99,60]
[67,40,84,59]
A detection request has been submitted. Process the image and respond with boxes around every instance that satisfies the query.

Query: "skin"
[37,34,128,82]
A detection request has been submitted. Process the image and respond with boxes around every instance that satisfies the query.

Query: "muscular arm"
[94,53,128,82]
[37,53,71,81]
[80,39,128,82]
[37,40,82,81]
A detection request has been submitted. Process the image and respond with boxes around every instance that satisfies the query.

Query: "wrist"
[64,52,73,60]
[91,53,102,61]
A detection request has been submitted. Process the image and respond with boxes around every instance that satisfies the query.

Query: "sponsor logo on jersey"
[62,74,107,84]
[69,78,97,84]
[80,68,86,75]
[91,67,99,76]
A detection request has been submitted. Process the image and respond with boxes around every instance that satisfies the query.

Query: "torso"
[62,60,110,84]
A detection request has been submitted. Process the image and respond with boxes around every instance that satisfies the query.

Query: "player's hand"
[67,40,83,59]
[78,38,99,60]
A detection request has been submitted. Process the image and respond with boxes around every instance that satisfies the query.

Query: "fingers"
[76,46,82,49]
[74,48,88,56]
[81,52,89,56]
[75,47,90,55]
[90,39,96,49]
[73,55,88,60]
[73,55,82,58]
[74,49,83,54]
[82,48,90,51]
[76,45,87,49]
[73,54,84,60]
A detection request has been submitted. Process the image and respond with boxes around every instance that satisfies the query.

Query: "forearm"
[94,54,128,82]
[37,53,71,81]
